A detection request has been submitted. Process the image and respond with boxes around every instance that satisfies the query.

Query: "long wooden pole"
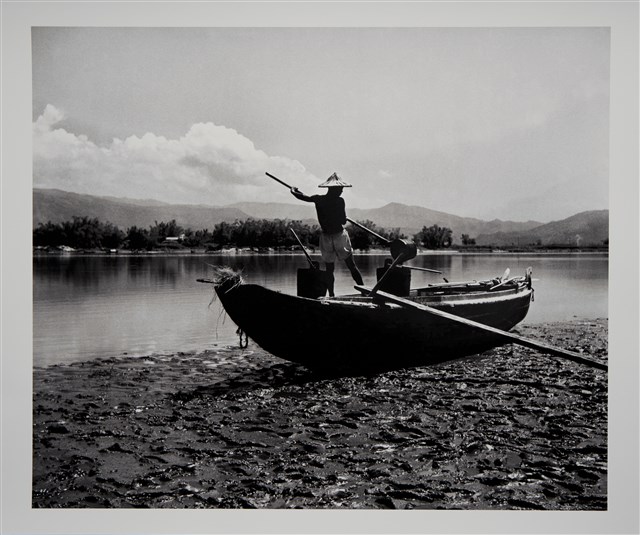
[345,217,390,244]
[289,228,317,269]
[265,172,294,189]
[354,285,607,371]
[400,265,442,275]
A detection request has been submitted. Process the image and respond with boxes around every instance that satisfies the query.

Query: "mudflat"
[33,319,607,509]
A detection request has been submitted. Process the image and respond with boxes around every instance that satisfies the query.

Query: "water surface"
[33,253,608,366]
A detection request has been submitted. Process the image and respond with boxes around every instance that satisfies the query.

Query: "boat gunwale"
[227,282,533,310]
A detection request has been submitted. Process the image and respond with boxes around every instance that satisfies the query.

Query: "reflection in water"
[34,256,188,292]
[33,253,608,366]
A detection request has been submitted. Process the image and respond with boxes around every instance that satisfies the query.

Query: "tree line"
[33,216,457,251]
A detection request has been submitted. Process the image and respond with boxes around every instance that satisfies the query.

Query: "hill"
[229,200,542,239]
[475,210,609,247]
[33,189,249,230]
[347,202,542,238]
[226,202,318,226]
[32,189,607,246]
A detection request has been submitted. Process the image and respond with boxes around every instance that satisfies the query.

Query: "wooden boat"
[214,174,605,373]
[209,267,535,373]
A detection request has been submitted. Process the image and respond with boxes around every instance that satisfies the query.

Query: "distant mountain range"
[225,201,544,239]
[33,188,608,246]
[33,189,248,231]
[475,209,609,247]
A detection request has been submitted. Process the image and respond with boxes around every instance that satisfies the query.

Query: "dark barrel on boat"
[375,259,411,296]
[297,263,329,299]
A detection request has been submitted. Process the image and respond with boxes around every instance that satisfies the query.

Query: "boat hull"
[214,282,533,373]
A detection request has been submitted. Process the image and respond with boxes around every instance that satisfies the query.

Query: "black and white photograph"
[2,1,638,534]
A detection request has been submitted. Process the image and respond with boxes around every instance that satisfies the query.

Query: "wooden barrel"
[375,261,411,296]
[297,267,329,299]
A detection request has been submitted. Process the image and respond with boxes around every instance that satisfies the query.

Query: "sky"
[32,27,610,222]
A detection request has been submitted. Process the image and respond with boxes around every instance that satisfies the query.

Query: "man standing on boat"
[290,173,364,297]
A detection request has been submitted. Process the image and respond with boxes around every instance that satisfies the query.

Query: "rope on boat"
[236,327,248,349]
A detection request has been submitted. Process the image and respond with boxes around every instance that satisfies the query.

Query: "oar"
[353,285,607,371]
[346,217,390,243]
[383,262,442,275]
[401,265,442,274]
[289,228,318,269]
[345,218,421,263]
[347,219,420,262]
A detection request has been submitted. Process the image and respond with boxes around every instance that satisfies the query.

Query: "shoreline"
[33,247,610,257]
[33,319,608,510]
[34,317,608,371]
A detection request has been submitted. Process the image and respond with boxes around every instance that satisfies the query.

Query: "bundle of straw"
[205,265,244,291]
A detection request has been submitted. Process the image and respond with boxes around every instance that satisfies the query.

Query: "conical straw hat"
[318,172,352,188]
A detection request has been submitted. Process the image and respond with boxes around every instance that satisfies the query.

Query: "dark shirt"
[309,195,347,234]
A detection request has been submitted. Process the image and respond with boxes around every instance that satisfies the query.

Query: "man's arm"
[290,187,314,203]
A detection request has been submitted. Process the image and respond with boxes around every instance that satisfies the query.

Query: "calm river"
[33,253,608,366]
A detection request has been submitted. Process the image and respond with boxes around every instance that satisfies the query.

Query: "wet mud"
[33,319,608,509]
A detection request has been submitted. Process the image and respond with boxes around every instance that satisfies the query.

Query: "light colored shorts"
[320,230,353,263]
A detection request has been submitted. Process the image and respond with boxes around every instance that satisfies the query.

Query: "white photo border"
[2,1,638,534]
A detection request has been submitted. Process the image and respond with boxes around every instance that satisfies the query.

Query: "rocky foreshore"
[33,319,608,509]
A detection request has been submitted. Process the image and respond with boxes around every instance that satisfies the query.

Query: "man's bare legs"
[325,256,363,297]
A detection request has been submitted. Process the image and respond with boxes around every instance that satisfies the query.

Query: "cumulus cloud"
[33,105,317,204]
[34,104,65,131]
